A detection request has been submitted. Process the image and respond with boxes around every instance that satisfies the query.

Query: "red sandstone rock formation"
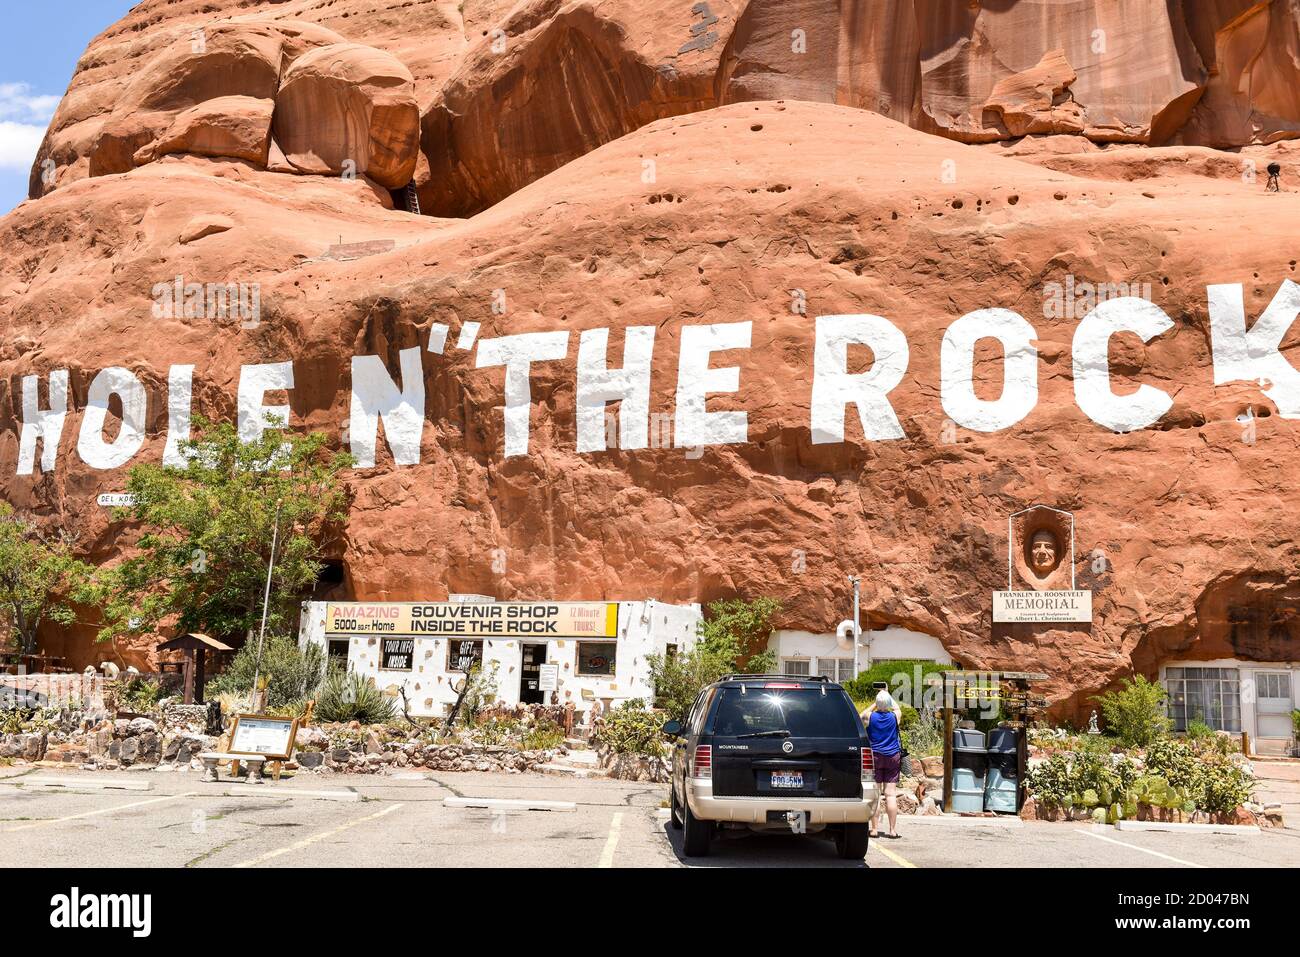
[4,0,1300,718]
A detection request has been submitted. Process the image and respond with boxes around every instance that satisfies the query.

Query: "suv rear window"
[712,688,859,738]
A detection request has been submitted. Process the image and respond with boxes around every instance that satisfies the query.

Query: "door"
[1254,671,1294,750]
[519,643,547,705]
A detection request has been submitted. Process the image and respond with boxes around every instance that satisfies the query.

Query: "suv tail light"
[763,682,802,689]
[692,744,712,778]
[861,748,873,781]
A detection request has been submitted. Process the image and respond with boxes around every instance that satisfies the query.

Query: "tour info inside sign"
[380,638,415,671]
[325,601,620,639]
[993,590,1093,623]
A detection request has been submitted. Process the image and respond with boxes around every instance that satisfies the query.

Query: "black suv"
[663,674,880,859]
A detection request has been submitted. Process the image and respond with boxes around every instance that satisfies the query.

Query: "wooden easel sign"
[229,714,299,760]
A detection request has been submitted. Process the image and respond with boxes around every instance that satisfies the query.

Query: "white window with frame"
[1165,667,1241,733]
[782,659,810,677]
[816,657,854,683]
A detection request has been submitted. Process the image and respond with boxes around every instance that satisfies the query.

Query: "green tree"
[96,416,352,646]
[1092,674,1172,748]
[648,597,781,723]
[0,503,95,656]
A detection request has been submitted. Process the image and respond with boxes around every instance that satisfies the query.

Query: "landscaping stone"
[296,726,328,748]
[1229,806,1257,826]
[160,704,209,734]
[595,749,668,782]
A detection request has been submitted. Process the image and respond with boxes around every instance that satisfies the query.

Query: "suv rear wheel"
[681,795,712,856]
[834,822,869,859]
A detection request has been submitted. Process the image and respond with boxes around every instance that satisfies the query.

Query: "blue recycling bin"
[983,727,1020,813]
[950,729,987,813]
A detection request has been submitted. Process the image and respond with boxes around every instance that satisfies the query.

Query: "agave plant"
[313,669,397,724]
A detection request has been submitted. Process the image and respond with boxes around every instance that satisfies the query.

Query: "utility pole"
[848,575,861,679]
[250,499,284,711]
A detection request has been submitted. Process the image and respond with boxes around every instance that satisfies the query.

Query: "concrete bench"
[197,752,268,784]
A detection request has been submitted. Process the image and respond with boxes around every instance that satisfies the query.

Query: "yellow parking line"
[1,791,198,832]
[870,839,917,868]
[232,803,404,868]
[597,812,624,867]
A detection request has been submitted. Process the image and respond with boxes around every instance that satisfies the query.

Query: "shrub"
[1025,752,1074,808]
[1027,747,1149,815]
[521,718,565,752]
[313,669,397,724]
[266,699,309,719]
[0,707,62,734]
[471,717,518,747]
[592,703,665,757]
[1092,675,1171,748]
[1140,739,1252,814]
[1142,738,1202,794]
[1184,719,1215,742]
[1199,760,1254,815]
[206,635,325,711]
[112,675,165,714]
[900,709,943,757]
[842,659,953,708]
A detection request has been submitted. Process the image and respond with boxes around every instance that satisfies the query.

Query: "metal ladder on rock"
[404,181,421,215]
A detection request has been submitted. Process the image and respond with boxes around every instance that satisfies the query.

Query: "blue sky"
[0,2,138,213]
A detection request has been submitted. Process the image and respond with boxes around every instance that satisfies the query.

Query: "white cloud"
[0,120,46,171]
[0,83,58,173]
[0,83,60,123]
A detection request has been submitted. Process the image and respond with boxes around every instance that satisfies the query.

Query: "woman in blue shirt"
[865,690,903,839]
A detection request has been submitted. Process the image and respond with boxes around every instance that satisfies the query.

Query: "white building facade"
[1159,658,1298,756]
[299,598,701,718]
[769,625,954,682]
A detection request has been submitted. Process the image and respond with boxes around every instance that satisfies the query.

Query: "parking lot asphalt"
[1,766,1295,869]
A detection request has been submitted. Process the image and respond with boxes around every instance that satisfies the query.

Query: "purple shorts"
[872,751,901,785]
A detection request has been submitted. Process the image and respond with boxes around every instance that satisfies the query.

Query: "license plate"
[770,771,803,788]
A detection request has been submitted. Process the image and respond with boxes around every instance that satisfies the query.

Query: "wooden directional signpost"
[155,632,233,704]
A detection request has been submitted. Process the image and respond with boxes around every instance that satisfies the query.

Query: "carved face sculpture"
[1030,530,1059,575]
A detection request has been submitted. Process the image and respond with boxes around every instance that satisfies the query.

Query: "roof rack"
[717,673,830,683]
